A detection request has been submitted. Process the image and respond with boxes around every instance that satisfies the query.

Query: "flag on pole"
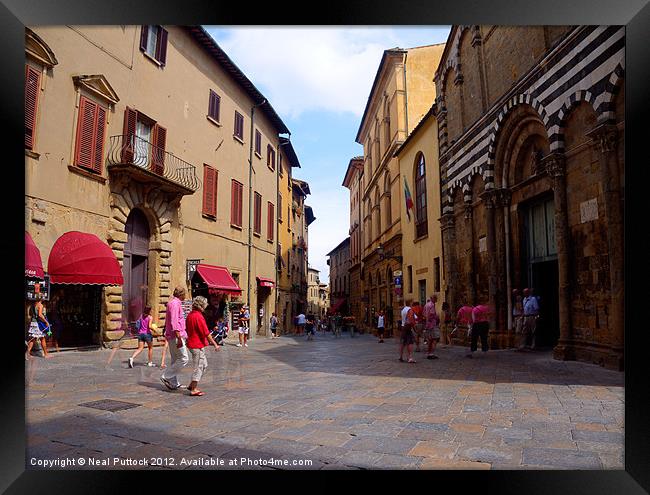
[403,176,414,221]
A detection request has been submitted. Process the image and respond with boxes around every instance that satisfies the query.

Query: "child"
[377,310,385,343]
[129,306,154,368]
[237,306,250,347]
[305,315,315,341]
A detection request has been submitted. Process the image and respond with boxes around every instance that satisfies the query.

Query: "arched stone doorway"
[123,208,151,326]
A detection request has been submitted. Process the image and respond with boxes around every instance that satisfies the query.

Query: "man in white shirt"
[297,312,306,335]
[399,300,416,363]
[522,288,540,350]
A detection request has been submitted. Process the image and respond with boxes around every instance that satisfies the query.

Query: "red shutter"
[254,192,262,234]
[268,202,274,241]
[139,25,149,52]
[74,96,97,170]
[230,180,236,225]
[214,93,220,121]
[203,165,217,217]
[92,105,107,173]
[238,182,243,226]
[25,66,40,150]
[122,107,137,164]
[151,124,166,175]
[157,27,168,65]
[232,180,243,227]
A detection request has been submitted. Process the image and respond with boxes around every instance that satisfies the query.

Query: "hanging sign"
[26,275,50,301]
[186,259,203,282]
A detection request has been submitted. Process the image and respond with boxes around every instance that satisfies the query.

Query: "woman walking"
[128,306,155,368]
[376,310,385,343]
[26,295,51,359]
[185,296,220,396]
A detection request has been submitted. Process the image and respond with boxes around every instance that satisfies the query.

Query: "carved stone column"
[544,153,573,361]
[497,188,513,345]
[440,212,457,312]
[587,124,624,370]
[480,189,498,333]
[464,203,477,304]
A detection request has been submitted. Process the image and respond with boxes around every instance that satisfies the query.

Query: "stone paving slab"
[26,334,623,470]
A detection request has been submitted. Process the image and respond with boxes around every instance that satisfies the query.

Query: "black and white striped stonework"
[438,26,624,215]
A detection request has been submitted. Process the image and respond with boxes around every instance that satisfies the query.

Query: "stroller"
[210,322,228,346]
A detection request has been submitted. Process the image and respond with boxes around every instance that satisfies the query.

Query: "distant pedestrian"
[186,296,220,397]
[376,310,385,343]
[270,312,278,338]
[399,300,417,363]
[305,314,315,340]
[424,295,440,359]
[237,306,250,347]
[456,301,474,342]
[467,303,491,358]
[440,301,453,346]
[25,295,52,360]
[412,300,424,352]
[128,305,154,368]
[296,312,306,335]
[522,288,540,350]
[512,289,525,349]
[161,286,189,391]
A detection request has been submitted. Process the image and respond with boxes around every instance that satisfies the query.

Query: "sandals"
[408,359,416,364]
[190,390,205,396]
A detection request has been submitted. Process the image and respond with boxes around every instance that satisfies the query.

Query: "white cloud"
[206,27,438,118]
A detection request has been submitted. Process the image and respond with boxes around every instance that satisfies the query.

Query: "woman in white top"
[376,310,385,343]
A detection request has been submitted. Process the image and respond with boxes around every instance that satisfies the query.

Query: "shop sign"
[186,259,203,281]
[394,270,402,277]
[26,275,50,301]
[394,276,402,286]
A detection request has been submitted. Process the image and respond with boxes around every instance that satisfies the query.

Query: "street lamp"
[376,243,402,264]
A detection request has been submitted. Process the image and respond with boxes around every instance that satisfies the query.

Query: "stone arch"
[594,62,625,123]
[105,182,178,336]
[486,94,551,187]
[489,102,551,189]
[552,90,598,152]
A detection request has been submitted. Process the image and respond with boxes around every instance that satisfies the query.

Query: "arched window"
[415,152,428,238]
[384,172,392,227]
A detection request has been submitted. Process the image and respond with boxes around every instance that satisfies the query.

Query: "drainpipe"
[402,52,409,134]
[248,98,267,339]
[276,133,292,336]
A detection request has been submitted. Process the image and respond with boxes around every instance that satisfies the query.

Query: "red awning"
[328,298,346,314]
[195,264,242,294]
[256,276,275,288]
[48,231,124,285]
[25,231,45,279]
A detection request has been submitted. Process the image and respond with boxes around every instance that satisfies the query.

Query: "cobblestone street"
[26,332,624,470]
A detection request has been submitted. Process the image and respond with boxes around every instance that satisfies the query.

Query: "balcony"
[106,135,200,195]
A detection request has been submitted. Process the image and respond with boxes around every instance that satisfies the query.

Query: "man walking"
[424,295,440,359]
[468,302,491,358]
[522,288,540,350]
[512,289,525,350]
[399,300,417,363]
[161,286,189,390]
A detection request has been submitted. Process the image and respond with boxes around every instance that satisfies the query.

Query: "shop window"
[139,25,168,66]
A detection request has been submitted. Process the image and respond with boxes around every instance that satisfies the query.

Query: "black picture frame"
[3,0,648,492]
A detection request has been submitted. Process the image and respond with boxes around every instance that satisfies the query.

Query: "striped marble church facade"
[434,26,624,369]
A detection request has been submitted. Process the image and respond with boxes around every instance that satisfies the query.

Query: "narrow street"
[26,333,623,470]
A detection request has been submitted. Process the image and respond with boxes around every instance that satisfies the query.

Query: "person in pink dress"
[423,295,440,359]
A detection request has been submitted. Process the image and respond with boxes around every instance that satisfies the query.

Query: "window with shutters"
[202,165,218,219]
[231,179,243,228]
[140,25,168,66]
[278,194,283,223]
[25,65,41,151]
[267,202,275,242]
[234,111,244,142]
[279,153,284,177]
[254,130,262,157]
[207,90,221,124]
[254,192,262,236]
[121,108,167,176]
[73,95,108,174]
[414,152,428,238]
[267,145,276,171]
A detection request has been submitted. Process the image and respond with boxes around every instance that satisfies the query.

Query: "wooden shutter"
[208,90,220,121]
[268,202,274,241]
[203,165,217,217]
[74,96,98,170]
[255,130,261,154]
[25,66,41,150]
[232,180,243,227]
[92,106,107,173]
[231,180,237,225]
[156,27,168,65]
[122,107,137,163]
[139,25,149,52]
[254,192,262,234]
[151,124,166,175]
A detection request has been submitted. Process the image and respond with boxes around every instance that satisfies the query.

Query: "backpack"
[135,318,142,331]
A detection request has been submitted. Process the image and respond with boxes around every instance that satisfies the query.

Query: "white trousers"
[189,347,208,383]
[161,338,189,387]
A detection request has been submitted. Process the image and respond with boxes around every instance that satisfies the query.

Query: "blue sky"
[206,27,451,282]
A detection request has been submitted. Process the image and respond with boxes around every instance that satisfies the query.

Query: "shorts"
[414,323,424,336]
[238,327,249,335]
[400,324,415,345]
[424,326,440,340]
[377,326,385,335]
[137,333,153,343]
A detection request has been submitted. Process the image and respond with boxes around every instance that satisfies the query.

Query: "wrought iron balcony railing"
[106,135,200,193]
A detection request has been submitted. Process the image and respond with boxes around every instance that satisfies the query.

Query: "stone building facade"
[434,26,624,369]
[24,26,310,346]
[326,237,351,315]
[356,44,445,332]
[343,157,364,325]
